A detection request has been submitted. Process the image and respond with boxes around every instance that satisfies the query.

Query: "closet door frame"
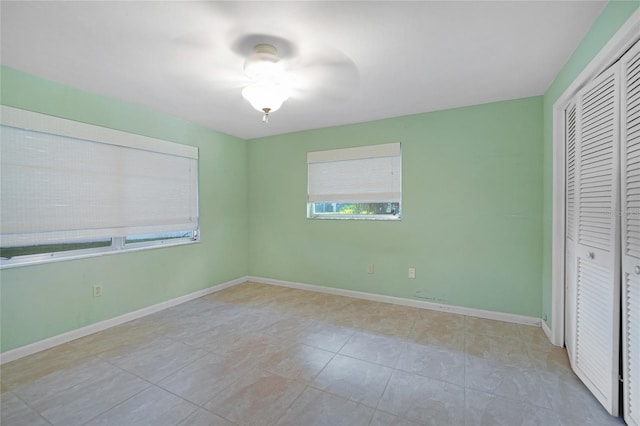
[549,9,640,348]
[620,40,640,426]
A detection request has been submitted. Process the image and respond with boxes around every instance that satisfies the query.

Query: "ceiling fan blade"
[164,37,252,92]
[287,49,359,102]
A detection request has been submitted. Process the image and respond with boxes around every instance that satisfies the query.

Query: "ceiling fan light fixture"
[242,83,289,114]
[242,43,291,122]
[244,60,283,81]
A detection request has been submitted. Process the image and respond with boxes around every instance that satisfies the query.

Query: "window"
[0,106,199,267]
[307,142,401,219]
[125,231,197,246]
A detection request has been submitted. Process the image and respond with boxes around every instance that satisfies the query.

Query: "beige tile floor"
[0,282,627,426]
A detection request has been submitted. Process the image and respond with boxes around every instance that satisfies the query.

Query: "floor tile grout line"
[9,355,139,418]
[157,348,216,384]
[77,382,155,426]
[4,389,55,426]
[465,367,563,412]
[151,376,240,424]
[156,361,242,405]
[8,353,110,399]
[306,382,381,411]
[333,328,357,354]
[376,363,395,411]
[180,406,238,426]
[384,406,431,426]
[80,353,179,422]
[337,350,400,370]
[98,343,211,385]
[270,383,312,426]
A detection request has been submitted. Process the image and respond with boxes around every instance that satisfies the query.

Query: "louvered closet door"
[620,40,640,426]
[574,63,621,416]
[565,101,578,364]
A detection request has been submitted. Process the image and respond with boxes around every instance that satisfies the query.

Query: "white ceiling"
[1,1,606,140]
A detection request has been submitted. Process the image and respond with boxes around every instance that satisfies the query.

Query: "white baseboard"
[2,275,546,364]
[247,276,541,327]
[541,318,557,345]
[0,276,248,365]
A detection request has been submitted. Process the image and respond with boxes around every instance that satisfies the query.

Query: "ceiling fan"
[214,34,360,123]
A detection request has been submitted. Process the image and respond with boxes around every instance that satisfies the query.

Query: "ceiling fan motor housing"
[244,44,282,80]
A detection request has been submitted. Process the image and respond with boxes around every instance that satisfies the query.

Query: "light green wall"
[248,97,543,317]
[541,0,639,327]
[0,66,249,352]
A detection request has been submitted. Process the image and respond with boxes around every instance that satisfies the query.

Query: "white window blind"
[307,142,401,203]
[0,106,199,247]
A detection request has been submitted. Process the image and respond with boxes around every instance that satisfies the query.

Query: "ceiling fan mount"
[248,43,278,62]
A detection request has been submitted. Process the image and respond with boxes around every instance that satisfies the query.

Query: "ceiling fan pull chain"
[262,107,271,123]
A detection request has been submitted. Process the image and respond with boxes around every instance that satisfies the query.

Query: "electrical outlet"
[367,264,375,274]
[408,268,416,279]
[93,285,103,298]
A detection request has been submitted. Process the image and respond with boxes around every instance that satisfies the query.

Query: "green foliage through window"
[311,202,400,218]
[0,240,112,259]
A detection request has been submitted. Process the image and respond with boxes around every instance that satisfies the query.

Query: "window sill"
[307,215,402,221]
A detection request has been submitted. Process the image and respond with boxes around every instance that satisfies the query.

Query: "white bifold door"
[573,62,621,417]
[566,39,640,425]
[620,40,640,426]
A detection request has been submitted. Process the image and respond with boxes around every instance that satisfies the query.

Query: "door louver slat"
[624,273,640,425]
[568,102,577,242]
[576,257,615,401]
